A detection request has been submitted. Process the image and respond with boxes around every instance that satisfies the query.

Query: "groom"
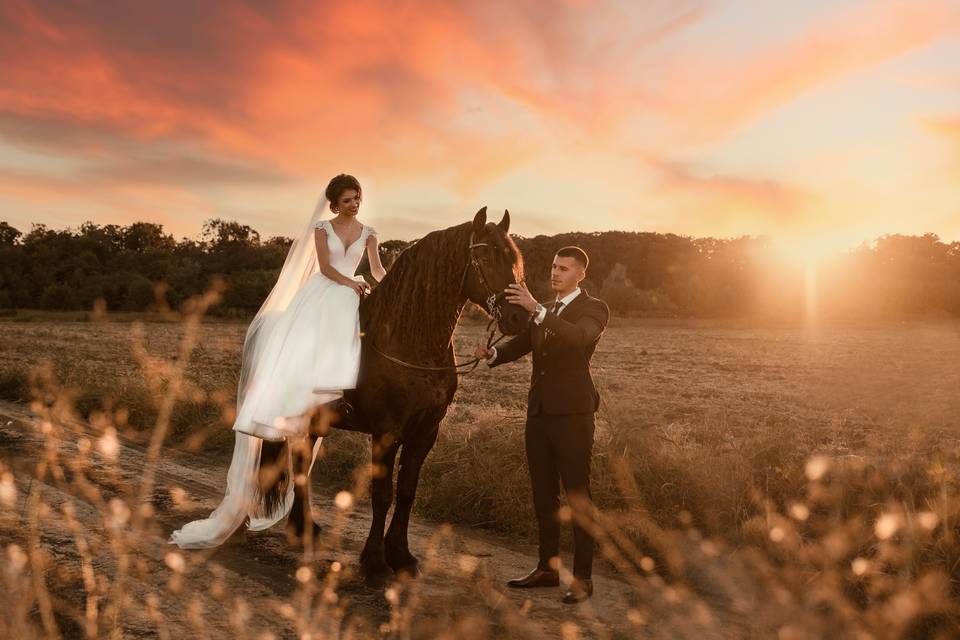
[476,246,609,604]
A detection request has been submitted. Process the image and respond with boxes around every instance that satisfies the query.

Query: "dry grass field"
[2,313,958,533]
[2,309,960,638]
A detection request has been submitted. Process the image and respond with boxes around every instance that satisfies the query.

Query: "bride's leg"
[286,406,330,542]
[286,433,323,544]
[257,406,326,520]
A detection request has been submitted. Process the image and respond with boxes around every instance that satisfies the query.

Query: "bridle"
[461,232,507,323]
[370,231,511,374]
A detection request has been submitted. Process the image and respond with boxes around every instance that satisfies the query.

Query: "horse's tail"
[256,439,289,519]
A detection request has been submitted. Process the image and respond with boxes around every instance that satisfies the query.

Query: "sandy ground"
[0,399,764,640]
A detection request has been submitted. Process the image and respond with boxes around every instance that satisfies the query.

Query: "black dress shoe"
[506,568,560,589]
[562,578,593,604]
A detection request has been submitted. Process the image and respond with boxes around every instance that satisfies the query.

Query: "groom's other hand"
[505,282,537,313]
[474,343,494,360]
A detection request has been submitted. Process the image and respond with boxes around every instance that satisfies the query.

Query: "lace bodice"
[315,219,376,277]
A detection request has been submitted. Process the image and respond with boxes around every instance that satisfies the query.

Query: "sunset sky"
[1,0,958,249]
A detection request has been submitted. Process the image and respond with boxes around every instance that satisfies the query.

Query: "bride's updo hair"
[325,174,362,205]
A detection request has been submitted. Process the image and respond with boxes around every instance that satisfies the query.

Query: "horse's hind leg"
[360,434,400,586]
[385,423,440,577]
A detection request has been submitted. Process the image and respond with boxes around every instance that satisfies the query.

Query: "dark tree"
[0,218,956,319]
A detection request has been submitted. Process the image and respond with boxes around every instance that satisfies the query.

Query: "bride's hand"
[347,280,369,296]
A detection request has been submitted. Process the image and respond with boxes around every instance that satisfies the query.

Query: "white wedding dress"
[169,217,375,549]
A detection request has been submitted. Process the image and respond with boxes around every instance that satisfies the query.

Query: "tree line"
[1,220,958,319]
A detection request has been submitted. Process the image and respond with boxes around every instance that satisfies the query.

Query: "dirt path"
[0,400,754,639]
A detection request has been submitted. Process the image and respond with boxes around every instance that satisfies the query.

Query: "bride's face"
[333,189,361,216]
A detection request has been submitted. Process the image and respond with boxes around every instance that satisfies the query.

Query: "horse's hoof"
[386,553,421,579]
[361,563,393,589]
[285,520,323,547]
[393,563,422,581]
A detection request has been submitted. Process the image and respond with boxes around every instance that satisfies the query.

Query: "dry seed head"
[456,554,479,574]
[875,513,902,540]
[295,566,313,583]
[0,472,15,508]
[788,503,810,521]
[6,544,27,573]
[334,491,354,510]
[164,551,186,573]
[851,558,869,576]
[108,497,130,527]
[917,511,940,530]
[98,427,119,459]
[805,456,830,481]
[385,586,400,605]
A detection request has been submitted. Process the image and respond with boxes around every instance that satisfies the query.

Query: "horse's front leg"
[385,424,440,577]
[360,434,400,586]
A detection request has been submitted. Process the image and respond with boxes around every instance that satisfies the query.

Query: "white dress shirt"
[533,287,581,325]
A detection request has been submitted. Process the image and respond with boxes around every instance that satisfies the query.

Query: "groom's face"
[550,255,585,295]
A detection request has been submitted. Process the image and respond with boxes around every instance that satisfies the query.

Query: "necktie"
[552,300,564,314]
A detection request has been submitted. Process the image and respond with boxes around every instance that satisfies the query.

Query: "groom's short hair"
[556,246,589,270]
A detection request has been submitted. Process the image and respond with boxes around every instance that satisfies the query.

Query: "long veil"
[237,196,328,417]
[169,197,330,548]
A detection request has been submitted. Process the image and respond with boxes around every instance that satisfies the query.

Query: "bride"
[170,174,386,548]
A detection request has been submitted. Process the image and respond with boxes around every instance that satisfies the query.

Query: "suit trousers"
[525,411,595,579]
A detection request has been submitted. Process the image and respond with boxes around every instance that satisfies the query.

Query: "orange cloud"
[0,1,707,178]
[644,155,819,234]
[922,115,960,140]
[920,114,960,180]
[648,0,960,143]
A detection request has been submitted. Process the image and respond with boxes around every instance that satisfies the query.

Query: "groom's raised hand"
[505,282,537,313]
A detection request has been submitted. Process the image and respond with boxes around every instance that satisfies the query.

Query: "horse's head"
[463,207,529,336]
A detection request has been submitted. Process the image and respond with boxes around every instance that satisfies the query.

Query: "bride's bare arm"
[315,228,365,292]
[366,235,387,282]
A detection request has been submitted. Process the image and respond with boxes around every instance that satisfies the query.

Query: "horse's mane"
[360,222,471,353]
[360,219,522,355]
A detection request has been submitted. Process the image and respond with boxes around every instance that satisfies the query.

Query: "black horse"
[259,207,528,583]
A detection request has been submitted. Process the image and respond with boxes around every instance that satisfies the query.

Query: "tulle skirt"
[233,273,362,441]
[168,274,362,549]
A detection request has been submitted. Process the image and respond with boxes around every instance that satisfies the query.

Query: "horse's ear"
[472,207,487,235]
[498,210,510,233]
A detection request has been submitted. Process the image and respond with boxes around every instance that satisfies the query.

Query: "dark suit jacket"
[490,289,609,416]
